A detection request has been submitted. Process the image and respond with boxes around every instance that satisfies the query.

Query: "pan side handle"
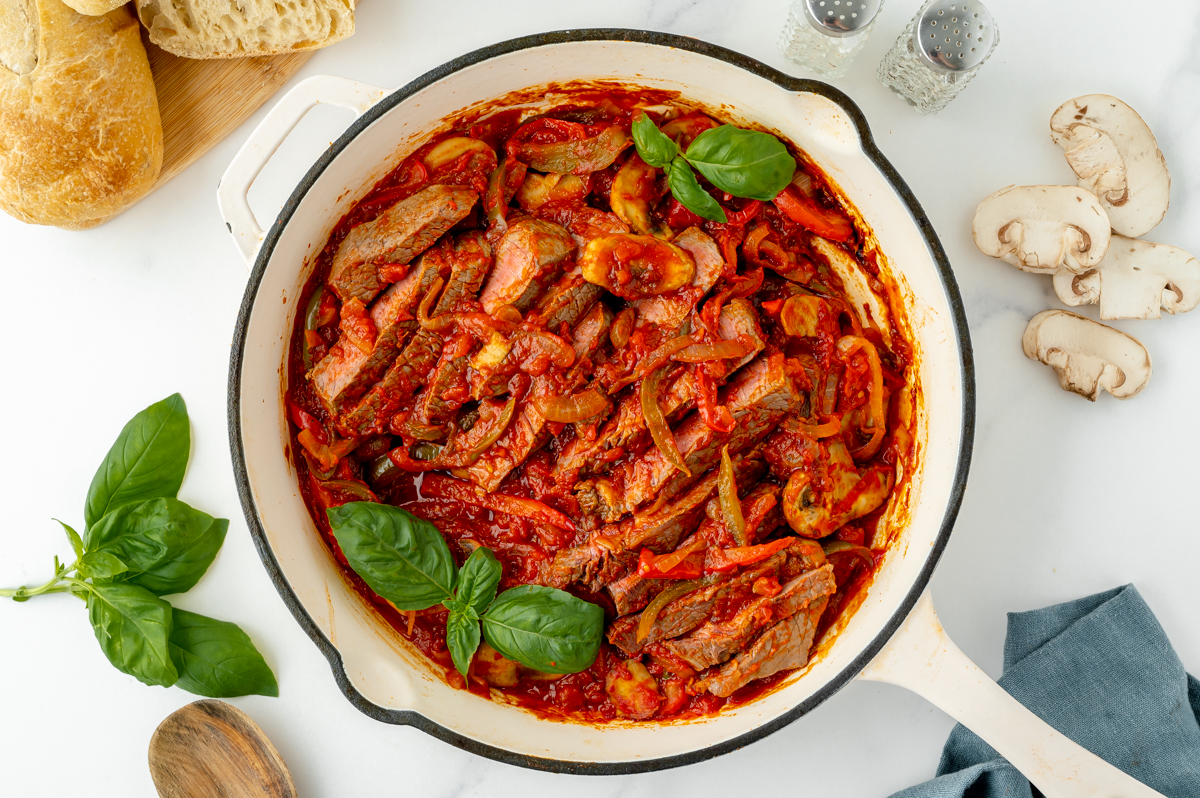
[217,75,387,266]
[859,591,1165,798]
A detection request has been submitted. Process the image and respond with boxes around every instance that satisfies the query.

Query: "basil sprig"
[0,395,277,698]
[328,502,604,678]
[631,112,797,223]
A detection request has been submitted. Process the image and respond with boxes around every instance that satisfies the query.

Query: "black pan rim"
[227,27,976,776]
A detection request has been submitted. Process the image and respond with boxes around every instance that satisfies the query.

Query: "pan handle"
[217,75,387,266]
[859,591,1165,798]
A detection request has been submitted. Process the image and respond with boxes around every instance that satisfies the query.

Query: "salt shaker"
[779,0,885,79]
[877,0,998,114]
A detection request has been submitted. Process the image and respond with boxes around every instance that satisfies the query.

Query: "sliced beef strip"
[663,564,835,671]
[457,303,612,491]
[310,248,449,412]
[470,267,601,400]
[410,233,494,427]
[478,217,575,314]
[549,453,766,600]
[554,299,766,483]
[533,265,604,331]
[577,353,799,523]
[336,238,489,438]
[696,595,829,698]
[606,554,787,657]
[330,185,478,304]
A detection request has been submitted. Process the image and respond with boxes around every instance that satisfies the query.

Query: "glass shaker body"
[877,0,998,114]
[780,0,883,79]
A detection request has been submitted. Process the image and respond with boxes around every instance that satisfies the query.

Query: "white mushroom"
[1022,310,1151,401]
[1052,235,1200,320]
[1050,95,1171,238]
[972,185,1111,274]
[807,233,892,346]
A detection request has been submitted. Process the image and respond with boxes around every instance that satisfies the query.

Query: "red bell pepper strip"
[773,188,855,243]
[704,537,795,573]
[636,544,706,580]
[421,474,576,532]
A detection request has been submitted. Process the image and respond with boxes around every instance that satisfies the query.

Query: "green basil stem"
[0,557,79,600]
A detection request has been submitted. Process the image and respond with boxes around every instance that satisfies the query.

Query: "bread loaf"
[136,0,355,60]
[60,0,128,15]
[0,0,163,230]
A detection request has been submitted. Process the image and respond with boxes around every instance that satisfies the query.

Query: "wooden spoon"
[148,700,297,798]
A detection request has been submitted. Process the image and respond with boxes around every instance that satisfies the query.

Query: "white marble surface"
[2,0,1199,794]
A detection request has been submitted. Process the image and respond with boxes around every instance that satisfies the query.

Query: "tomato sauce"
[285,84,917,724]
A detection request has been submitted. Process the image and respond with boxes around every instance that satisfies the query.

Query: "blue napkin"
[891,585,1200,798]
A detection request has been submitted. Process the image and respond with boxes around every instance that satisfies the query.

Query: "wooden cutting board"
[142,33,317,191]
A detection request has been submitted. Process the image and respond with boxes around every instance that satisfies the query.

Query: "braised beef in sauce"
[286,88,915,723]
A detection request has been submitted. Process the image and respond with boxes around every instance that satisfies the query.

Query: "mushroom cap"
[1052,235,1200,320]
[1050,94,1171,238]
[1022,309,1151,400]
[972,185,1111,274]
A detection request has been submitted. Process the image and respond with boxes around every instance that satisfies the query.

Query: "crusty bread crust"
[0,0,163,230]
[137,0,355,60]
[60,0,128,15]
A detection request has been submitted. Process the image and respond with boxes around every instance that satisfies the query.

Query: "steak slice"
[310,246,449,412]
[696,595,829,698]
[411,233,494,427]
[470,266,601,400]
[577,353,798,522]
[330,185,478,304]
[533,265,604,331]
[457,303,612,491]
[663,564,835,671]
[555,299,766,483]
[337,237,489,438]
[549,453,765,599]
[606,554,786,657]
[478,217,575,314]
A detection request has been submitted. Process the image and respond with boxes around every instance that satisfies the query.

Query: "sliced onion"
[636,575,719,643]
[642,366,690,477]
[800,418,843,439]
[533,388,609,423]
[316,479,377,502]
[610,307,636,349]
[822,540,876,573]
[417,276,449,330]
[718,445,748,546]
[442,394,517,466]
[674,335,756,363]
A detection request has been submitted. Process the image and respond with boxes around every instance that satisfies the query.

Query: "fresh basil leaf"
[685,125,796,201]
[79,498,227,595]
[455,547,502,617]
[631,112,678,169]
[446,610,482,679]
[57,520,84,561]
[169,609,278,698]
[77,550,129,581]
[482,585,603,674]
[327,502,457,611]
[85,582,177,687]
[668,158,727,223]
[84,394,190,530]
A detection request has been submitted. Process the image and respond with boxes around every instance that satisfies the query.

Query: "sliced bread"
[136,0,355,59]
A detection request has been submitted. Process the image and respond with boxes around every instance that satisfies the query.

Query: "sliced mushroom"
[807,234,892,346]
[1021,310,1151,401]
[1050,95,1170,238]
[1052,235,1200,320]
[972,185,1111,274]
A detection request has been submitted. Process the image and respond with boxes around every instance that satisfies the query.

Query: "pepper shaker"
[779,0,885,79]
[877,0,998,114]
